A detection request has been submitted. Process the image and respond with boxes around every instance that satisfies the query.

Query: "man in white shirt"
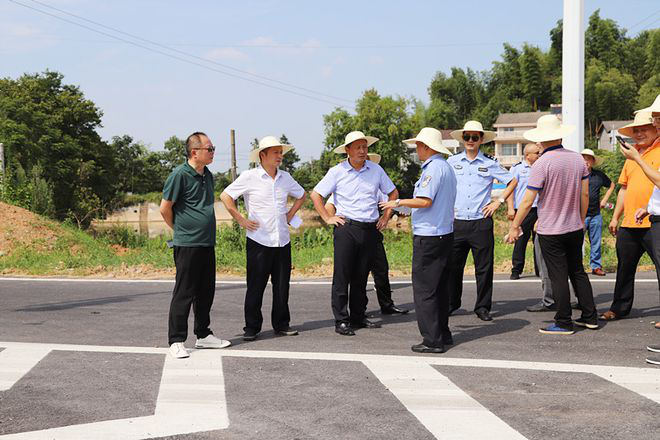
[220,136,307,341]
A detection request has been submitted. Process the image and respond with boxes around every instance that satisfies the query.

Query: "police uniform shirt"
[314,159,396,222]
[412,154,457,236]
[447,151,513,220]
[510,160,538,209]
[223,167,305,247]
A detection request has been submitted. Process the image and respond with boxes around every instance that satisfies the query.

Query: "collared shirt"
[510,160,537,209]
[447,151,513,220]
[162,162,215,247]
[223,167,305,247]
[618,137,660,228]
[314,159,396,222]
[648,167,660,216]
[586,169,612,216]
[412,154,457,236]
[527,145,589,235]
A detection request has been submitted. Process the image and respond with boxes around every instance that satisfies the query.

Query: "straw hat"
[403,127,453,155]
[523,115,575,143]
[333,131,379,154]
[450,120,496,144]
[367,153,381,164]
[581,149,603,167]
[635,94,660,114]
[249,136,294,163]
[618,111,654,138]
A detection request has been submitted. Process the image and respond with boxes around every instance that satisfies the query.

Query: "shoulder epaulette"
[483,153,496,161]
[513,161,522,167]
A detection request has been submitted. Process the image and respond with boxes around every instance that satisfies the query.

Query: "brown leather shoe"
[592,268,606,276]
[599,311,618,321]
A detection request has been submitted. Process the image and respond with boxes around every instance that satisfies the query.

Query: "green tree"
[585,60,637,135]
[279,133,300,173]
[585,9,626,69]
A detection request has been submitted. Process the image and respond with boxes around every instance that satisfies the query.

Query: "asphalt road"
[1,273,659,439]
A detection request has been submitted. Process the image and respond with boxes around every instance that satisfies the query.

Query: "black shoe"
[335,322,355,336]
[352,318,382,329]
[442,334,454,345]
[526,302,557,312]
[411,343,445,354]
[510,272,521,280]
[381,305,409,315]
[274,327,298,336]
[475,309,493,321]
[243,329,259,341]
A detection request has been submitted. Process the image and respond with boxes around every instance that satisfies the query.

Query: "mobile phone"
[616,135,630,149]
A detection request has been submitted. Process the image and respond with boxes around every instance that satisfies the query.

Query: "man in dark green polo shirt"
[160,131,231,359]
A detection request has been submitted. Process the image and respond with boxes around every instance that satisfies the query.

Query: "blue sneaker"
[539,324,574,335]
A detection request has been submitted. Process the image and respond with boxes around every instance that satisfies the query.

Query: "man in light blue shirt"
[381,128,456,353]
[507,143,541,281]
[447,121,515,321]
[310,131,398,336]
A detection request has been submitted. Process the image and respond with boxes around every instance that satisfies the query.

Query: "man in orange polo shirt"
[601,111,660,320]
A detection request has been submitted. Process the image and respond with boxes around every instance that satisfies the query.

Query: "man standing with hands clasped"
[221,136,306,342]
[381,128,456,353]
[310,131,398,336]
[160,132,231,359]
[507,115,597,335]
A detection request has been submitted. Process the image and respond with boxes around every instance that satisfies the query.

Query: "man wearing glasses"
[446,121,515,321]
[160,132,231,359]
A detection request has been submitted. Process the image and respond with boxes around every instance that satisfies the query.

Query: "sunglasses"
[194,146,216,152]
[462,134,482,142]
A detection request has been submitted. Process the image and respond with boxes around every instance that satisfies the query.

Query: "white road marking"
[364,360,527,440]
[0,350,228,440]
[0,276,655,284]
[0,347,51,391]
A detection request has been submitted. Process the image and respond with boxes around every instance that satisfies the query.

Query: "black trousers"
[448,218,494,312]
[412,234,453,348]
[168,246,216,345]
[371,230,394,310]
[511,208,538,275]
[609,227,660,316]
[332,222,377,324]
[245,238,292,333]
[538,230,596,329]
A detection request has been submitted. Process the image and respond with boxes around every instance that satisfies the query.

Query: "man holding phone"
[601,111,660,322]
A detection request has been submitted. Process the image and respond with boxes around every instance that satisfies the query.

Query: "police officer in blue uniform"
[447,121,515,321]
[381,128,456,353]
[507,143,541,280]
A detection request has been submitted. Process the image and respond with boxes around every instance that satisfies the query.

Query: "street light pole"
[562,0,585,152]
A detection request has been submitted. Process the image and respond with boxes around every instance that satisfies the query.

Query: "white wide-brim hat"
[333,131,379,154]
[367,153,381,164]
[635,94,660,114]
[523,115,575,143]
[450,120,497,144]
[403,127,453,155]
[619,111,654,138]
[249,135,294,163]
[581,148,603,167]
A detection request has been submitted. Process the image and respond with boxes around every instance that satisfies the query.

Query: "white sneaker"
[169,342,189,359]
[195,334,231,349]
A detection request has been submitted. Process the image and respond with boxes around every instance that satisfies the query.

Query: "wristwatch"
[497,197,505,203]
[394,199,400,207]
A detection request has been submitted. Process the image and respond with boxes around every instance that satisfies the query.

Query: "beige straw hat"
[367,153,381,164]
[450,120,497,144]
[635,94,660,114]
[249,136,294,163]
[333,131,379,154]
[523,115,575,143]
[403,127,453,155]
[618,111,654,138]
[581,149,603,167]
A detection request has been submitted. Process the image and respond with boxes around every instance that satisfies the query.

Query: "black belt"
[650,215,660,224]
[343,218,377,229]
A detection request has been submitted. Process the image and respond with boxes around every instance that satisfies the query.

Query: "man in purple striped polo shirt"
[506,115,598,335]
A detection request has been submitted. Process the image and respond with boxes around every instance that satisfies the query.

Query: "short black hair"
[185,132,208,158]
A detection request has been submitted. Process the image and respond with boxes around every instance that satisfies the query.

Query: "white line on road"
[0,347,51,391]
[364,360,527,440]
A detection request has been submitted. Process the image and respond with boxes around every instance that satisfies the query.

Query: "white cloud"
[204,47,248,62]
[242,36,320,56]
[321,65,334,78]
[0,22,57,53]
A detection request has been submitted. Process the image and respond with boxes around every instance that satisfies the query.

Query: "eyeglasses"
[462,134,482,142]
[194,146,216,152]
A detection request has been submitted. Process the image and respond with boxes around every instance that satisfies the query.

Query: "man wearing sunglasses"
[446,121,515,321]
[160,132,231,359]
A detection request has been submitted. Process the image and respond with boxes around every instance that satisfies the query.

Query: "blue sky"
[1,0,658,173]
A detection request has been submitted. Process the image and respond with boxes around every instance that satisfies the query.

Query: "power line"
[627,8,660,32]
[7,0,352,108]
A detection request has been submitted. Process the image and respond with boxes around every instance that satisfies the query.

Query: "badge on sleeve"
[422,175,432,187]
[453,164,463,169]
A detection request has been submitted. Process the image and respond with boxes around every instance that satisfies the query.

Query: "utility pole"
[230,129,237,181]
[562,0,585,152]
